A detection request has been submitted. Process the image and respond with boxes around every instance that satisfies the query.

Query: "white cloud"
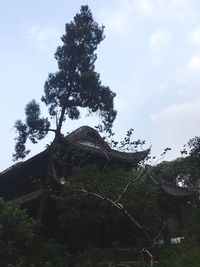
[26,25,61,54]
[149,30,173,50]
[104,12,129,31]
[166,0,189,22]
[100,0,135,33]
[135,0,155,16]
[101,0,194,36]
[149,30,173,65]
[135,0,190,22]
[150,96,200,158]
[150,99,200,124]
[115,97,130,111]
[185,54,200,72]
[187,26,200,46]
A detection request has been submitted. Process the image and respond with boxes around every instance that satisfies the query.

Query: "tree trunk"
[37,153,53,222]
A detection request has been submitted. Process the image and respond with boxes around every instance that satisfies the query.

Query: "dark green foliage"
[43,5,116,128]
[149,136,200,265]
[58,165,162,250]
[14,100,50,160]
[160,244,200,267]
[149,135,200,190]
[182,198,200,230]
[152,159,184,185]
[151,156,199,189]
[181,136,200,158]
[188,136,200,159]
[25,100,50,142]
[14,5,116,160]
[175,136,200,188]
[160,226,200,267]
[75,248,150,267]
[0,198,38,266]
[13,120,30,160]
[0,198,67,267]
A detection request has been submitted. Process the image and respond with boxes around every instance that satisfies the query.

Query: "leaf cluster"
[13,100,50,160]
[102,128,146,153]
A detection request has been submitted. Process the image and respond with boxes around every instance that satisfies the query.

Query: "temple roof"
[161,184,195,197]
[0,126,149,177]
[65,126,150,163]
[147,173,195,198]
[1,126,195,201]
[0,126,150,202]
[0,125,195,205]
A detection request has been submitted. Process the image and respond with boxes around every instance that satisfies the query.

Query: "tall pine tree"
[14,5,116,160]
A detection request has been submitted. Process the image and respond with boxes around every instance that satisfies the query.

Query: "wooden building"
[0,126,195,249]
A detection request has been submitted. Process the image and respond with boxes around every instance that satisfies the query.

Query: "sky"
[1,0,200,171]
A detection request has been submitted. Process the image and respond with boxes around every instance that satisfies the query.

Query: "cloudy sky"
[1,0,200,171]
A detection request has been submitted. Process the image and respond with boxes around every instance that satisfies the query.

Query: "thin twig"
[115,168,146,204]
[80,183,150,241]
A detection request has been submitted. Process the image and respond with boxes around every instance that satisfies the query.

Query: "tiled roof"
[0,126,149,180]
[65,126,150,163]
[161,184,195,197]
[147,174,195,197]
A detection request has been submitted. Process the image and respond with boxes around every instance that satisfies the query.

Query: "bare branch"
[80,187,104,201]
[79,182,150,242]
[115,167,146,204]
[140,248,154,266]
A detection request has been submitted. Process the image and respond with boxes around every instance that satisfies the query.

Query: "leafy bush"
[160,242,200,267]
[0,198,67,267]
[159,225,200,267]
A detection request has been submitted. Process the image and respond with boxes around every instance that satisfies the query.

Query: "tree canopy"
[57,164,162,251]
[14,5,116,160]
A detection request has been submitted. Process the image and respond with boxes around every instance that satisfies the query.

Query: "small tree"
[14,5,116,161]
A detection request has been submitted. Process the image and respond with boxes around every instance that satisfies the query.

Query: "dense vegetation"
[0,198,68,267]
[1,147,200,266]
[58,165,162,249]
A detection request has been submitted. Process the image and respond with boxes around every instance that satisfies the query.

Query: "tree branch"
[57,106,66,134]
[79,182,150,243]
[115,168,146,204]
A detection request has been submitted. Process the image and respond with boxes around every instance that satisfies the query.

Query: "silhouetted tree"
[14,5,116,160]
